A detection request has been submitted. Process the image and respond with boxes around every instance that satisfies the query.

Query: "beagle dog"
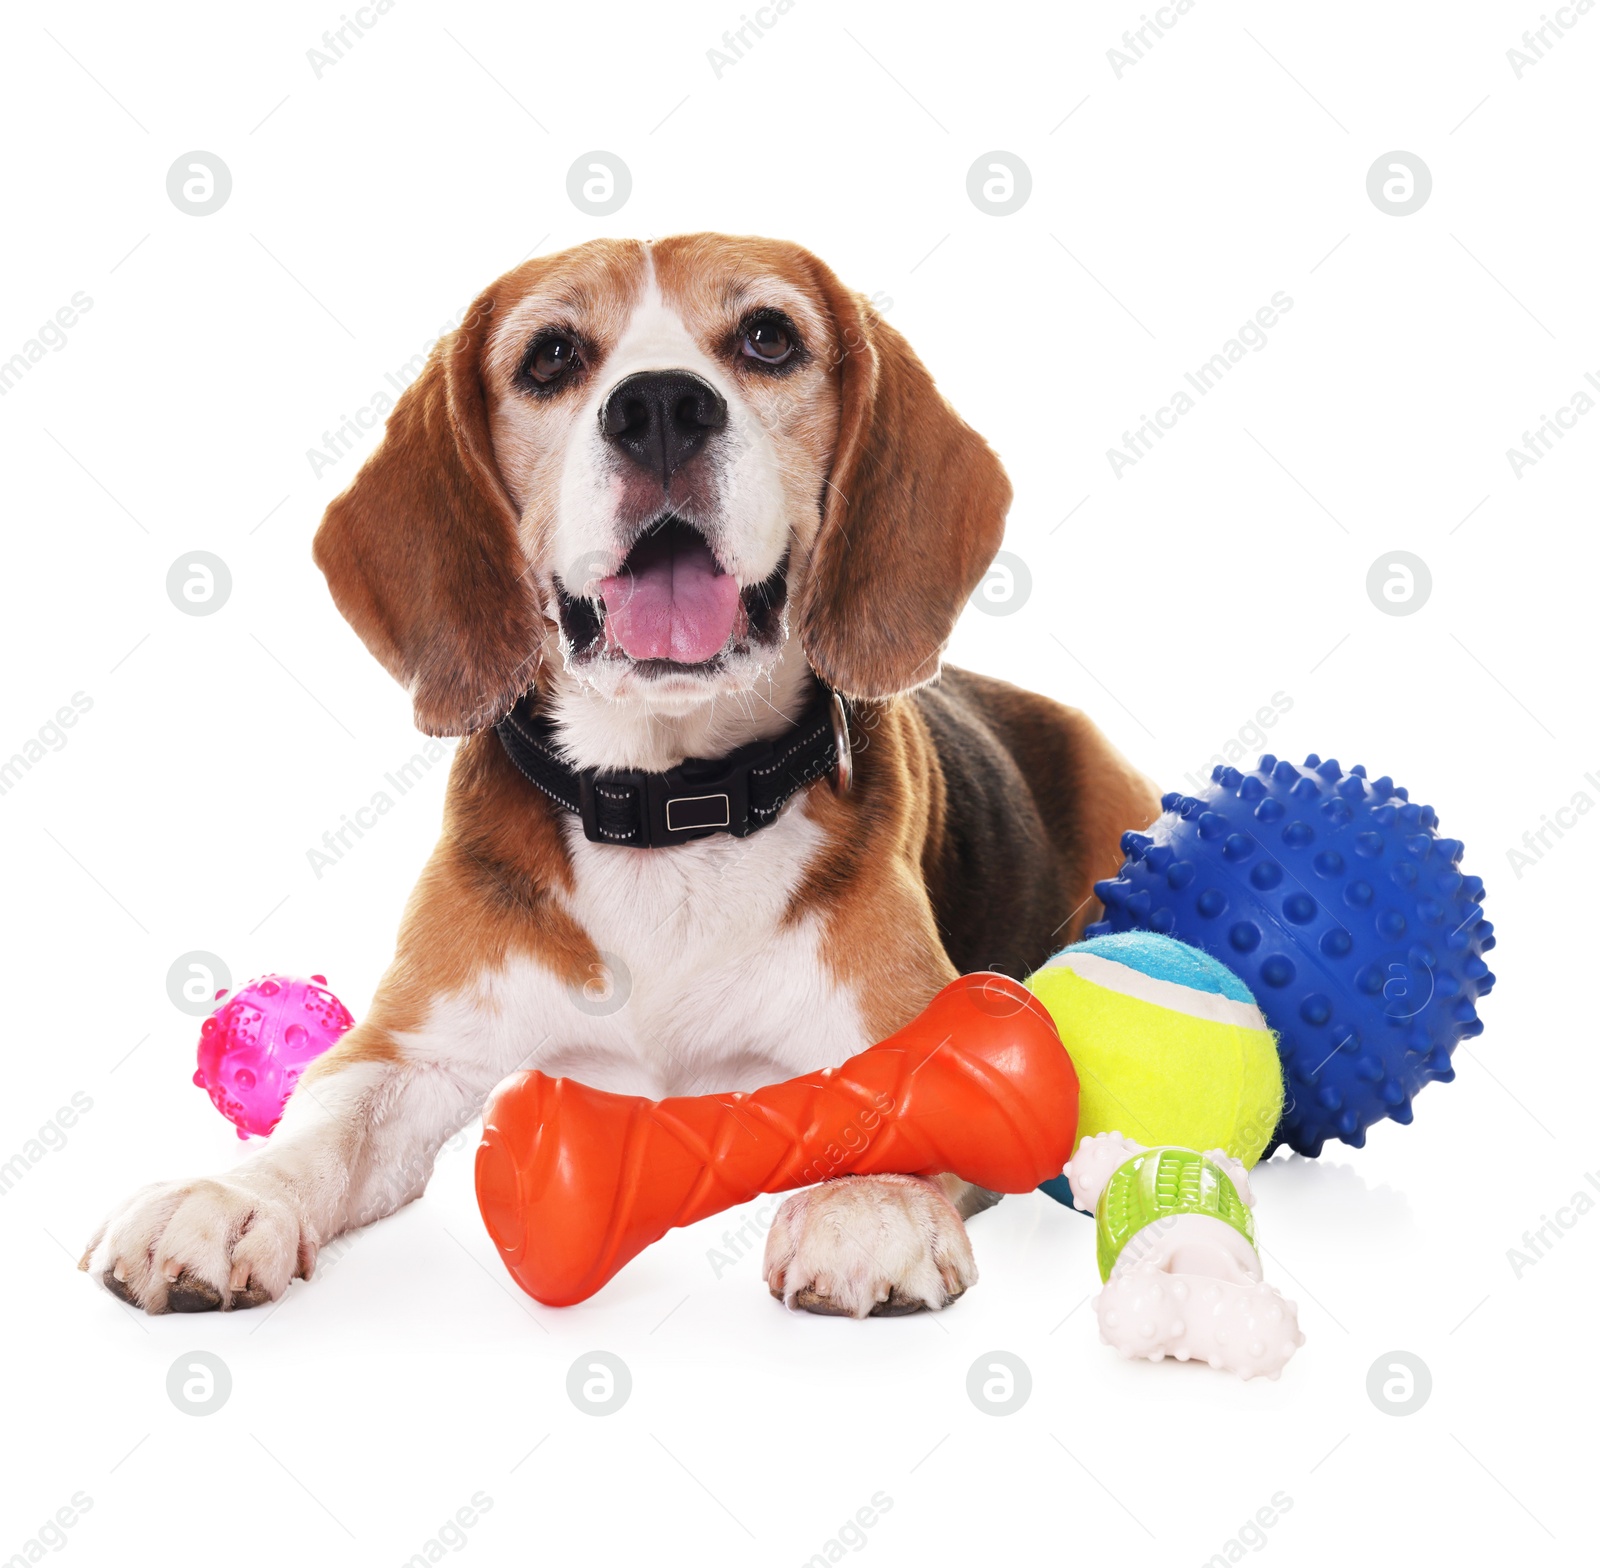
[82,234,1157,1318]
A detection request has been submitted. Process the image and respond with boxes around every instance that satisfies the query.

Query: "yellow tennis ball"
[1027,932,1283,1167]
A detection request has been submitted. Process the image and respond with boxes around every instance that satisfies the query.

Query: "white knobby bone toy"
[1065,1132,1305,1381]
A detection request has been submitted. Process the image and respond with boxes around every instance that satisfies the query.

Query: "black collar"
[494,683,852,849]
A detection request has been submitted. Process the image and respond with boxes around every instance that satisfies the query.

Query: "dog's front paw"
[763,1174,976,1318]
[80,1176,314,1314]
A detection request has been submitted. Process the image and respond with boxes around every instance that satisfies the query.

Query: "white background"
[2,0,1595,1563]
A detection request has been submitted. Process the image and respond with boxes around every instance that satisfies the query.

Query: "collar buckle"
[578,755,753,849]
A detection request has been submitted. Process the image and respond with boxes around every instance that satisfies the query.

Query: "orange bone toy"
[475,973,1079,1306]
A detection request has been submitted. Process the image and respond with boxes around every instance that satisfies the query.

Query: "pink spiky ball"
[193,974,354,1138]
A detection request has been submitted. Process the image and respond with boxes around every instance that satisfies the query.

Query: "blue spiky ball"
[1085,753,1495,1156]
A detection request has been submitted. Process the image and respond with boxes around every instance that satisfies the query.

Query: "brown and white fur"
[82,235,1157,1319]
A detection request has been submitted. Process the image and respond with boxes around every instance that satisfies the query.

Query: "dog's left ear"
[312,289,543,736]
[796,260,1012,700]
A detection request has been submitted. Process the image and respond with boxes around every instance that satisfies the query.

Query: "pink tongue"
[599,538,741,663]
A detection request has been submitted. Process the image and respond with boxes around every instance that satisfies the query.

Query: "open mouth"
[555,515,788,672]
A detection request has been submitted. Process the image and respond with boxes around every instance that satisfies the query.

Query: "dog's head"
[314,234,1011,735]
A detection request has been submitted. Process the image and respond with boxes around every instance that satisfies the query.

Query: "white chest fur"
[400,796,869,1099]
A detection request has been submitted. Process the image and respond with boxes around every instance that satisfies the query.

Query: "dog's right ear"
[312,290,543,737]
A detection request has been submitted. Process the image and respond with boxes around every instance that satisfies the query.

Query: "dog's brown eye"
[526,335,580,386]
[741,319,793,364]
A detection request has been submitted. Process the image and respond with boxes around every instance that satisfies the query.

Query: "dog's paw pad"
[763,1174,977,1320]
[101,1270,139,1307]
[165,1270,224,1313]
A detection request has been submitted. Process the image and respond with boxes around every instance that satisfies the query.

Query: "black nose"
[599,370,727,481]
